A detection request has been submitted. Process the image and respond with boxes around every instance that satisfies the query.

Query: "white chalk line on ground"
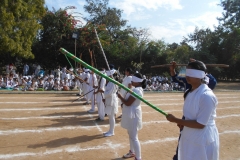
[0,102,83,104]
[0,100,239,107]
[0,104,238,112]
[0,106,239,120]
[141,101,240,107]
[0,96,239,102]
[1,113,239,135]
[0,130,239,160]
[83,106,120,158]
[0,93,237,99]
[0,107,82,111]
[0,115,87,120]
[143,96,240,102]
[217,114,240,119]
[142,106,240,114]
[0,121,173,135]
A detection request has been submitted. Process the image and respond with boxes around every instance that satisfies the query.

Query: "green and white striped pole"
[59,48,168,116]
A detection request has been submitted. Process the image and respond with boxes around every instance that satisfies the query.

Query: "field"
[0,82,239,160]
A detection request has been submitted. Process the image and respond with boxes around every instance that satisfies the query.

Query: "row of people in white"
[0,75,77,91]
[78,63,219,160]
[144,81,174,91]
[74,67,143,160]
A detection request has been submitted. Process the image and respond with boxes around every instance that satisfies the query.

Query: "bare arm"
[166,114,205,129]
[117,92,135,106]
[128,83,132,89]
[169,61,176,76]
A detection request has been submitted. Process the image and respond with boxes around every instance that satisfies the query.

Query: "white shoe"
[104,132,114,137]
[123,150,135,158]
[87,109,95,113]
[103,131,109,135]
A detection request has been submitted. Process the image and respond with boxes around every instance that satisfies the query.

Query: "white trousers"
[107,111,115,134]
[78,82,82,95]
[90,94,95,110]
[97,100,105,120]
[127,128,141,160]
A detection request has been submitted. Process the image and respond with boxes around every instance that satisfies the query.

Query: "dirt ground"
[0,82,239,160]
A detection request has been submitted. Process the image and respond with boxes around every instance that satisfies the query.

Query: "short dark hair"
[187,61,207,72]
[109,64,114,70]
[125,67,132,74]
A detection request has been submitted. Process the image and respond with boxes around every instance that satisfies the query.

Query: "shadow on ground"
[28,134,104,149]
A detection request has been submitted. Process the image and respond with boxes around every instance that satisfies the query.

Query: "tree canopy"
[0,0,45,59]
[0,0,240,80]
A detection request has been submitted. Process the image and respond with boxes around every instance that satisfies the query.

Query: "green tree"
[78,22,110,68]
[184,27,217,63]
[84,0,140,69]
[0,0,45,59]
[216,0,240,79]
[218,0,240,29]
[32,6,81,69]
[141,40,168,75]
[84,0,127,41]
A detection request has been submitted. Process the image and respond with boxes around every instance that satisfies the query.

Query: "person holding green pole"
[103,70,119,137]
[166,60,219,160]
[117,73,147,160]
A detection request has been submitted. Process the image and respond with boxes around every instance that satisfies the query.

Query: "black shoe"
[76,93,80,96]
[95,117,104,121]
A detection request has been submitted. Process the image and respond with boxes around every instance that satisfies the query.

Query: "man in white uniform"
[87,70,98,112]
[82,69,90,104]
[76,68,83,96]
[95,68,106,121]
[103,70,118,137]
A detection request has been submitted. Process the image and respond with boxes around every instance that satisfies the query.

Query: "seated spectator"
[59,80,64,90]
[28,78,38,91]
[44,78,53,91]
[38,78,44,89]
[1,77,7,89]
[53,79,61,91]
[69,78,77,90]
[21,77,28,91]
[144,81,152,91]
[12,78,20,91]
[62,77,70,91]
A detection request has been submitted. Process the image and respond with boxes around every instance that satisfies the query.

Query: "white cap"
[84,69,90,72]
[106,70,115,76]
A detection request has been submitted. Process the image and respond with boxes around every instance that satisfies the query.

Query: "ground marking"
[0,106,239,120]
[0,107,82,111]
[83,105,120,158]
[1,113,239,135]
[217,114,240,119]
[0,130,239,159]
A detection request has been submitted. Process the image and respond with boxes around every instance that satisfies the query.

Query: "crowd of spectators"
[0,64,79,91]
[143,76,184,91]
[0,63,185,92]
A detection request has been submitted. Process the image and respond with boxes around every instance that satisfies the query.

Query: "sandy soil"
[0,83,239,160]
[214,82,240,91]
